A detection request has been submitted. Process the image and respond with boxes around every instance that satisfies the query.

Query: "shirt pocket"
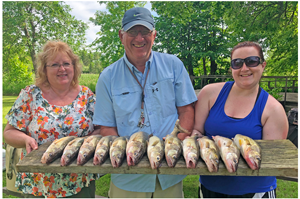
[112,86,141,125]
[148,78,176,118]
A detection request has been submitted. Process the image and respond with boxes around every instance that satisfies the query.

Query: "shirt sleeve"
[5,86,33,133]
[93,69,117,127]
[173,58,197,107]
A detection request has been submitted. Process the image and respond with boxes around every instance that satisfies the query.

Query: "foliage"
[3,55,34,96]
[79,50,103,74]
[152,1,231,78]
[89,1,146,68]
[3,1,88,74]
[223,1,298,76]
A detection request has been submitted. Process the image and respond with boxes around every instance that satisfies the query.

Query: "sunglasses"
[231,56,263,70]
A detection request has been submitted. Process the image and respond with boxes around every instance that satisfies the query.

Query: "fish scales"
[41,136,76,164]
[93,135,118,165]
[182,135,199,168]
[126,131,150,166]
[147,136,164,169]
[213,135,240,173]
[198,136,220,172]
[165,119,189,168]
[233,134,261,170]
[77,135,102,165]
[61,137,86,166]
[110,136,128,168]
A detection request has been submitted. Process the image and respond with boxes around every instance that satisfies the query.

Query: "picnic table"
[16,139,298,177]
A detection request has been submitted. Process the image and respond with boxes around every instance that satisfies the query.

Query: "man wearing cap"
[93,7,197,198]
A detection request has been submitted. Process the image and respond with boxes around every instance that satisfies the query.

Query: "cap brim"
[123,21,153,31]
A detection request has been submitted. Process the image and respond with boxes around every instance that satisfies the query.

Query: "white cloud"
[65,1,106,45]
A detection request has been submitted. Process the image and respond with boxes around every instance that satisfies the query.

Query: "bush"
[3,56,34,95]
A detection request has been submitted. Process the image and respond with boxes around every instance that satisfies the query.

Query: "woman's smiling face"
[46,52,74,88]
[231,46,266,89]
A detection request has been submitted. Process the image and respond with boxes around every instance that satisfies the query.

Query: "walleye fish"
[213,135,240,173]
[126,131,151,166]
[61,137,86,166]
[233,134,261,170]
[93,135,118,165]
[182,135,199,168]
[41,136,76,164]
[110,136,128,168]
[164,119,190,167]
[198,136,220,172]
[77,135,102,165]
[147,136,164,169]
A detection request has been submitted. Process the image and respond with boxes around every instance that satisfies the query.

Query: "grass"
[2,93,298,198]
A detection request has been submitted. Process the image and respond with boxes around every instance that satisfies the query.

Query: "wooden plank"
[16,139,298,177]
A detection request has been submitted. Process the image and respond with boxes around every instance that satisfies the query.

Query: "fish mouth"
[127,155,135,166]
[248,156,261,170]
[186,160,196,169]
[166,156,176,168]
[226,160,238,173]
[60,157,69,166]
[111,157,119,168]
[93,155,100,165]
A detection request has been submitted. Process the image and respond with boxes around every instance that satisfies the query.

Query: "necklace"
[125,64,150,129]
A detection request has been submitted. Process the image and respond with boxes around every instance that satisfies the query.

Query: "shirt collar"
[123,51,153,73]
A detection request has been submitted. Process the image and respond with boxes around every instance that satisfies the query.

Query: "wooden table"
[16,139,298,177]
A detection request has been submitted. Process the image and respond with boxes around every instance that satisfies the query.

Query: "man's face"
[119,25,156,65]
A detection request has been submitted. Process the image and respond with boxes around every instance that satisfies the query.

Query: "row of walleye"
[41,120,261,173]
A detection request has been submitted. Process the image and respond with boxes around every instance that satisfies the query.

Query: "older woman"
[4,40,99,198]
[193,41,288,198]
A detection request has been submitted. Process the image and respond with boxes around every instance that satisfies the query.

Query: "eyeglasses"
[47,63,72,69]
[126,30,152,37]
[231,56,263,70]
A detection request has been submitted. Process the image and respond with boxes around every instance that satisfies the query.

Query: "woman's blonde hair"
[35,40,82,88]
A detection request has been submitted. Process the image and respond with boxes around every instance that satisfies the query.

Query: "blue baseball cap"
[122,7,155,31]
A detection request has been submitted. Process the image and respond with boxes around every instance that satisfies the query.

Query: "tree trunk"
[210,58,217,83]
[187,53,195,86]
[202,57,207,86]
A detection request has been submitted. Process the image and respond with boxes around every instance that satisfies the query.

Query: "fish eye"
[84,154,87,158]
[100,154,104,157]
[49,153,52,157]
[134,152,137,156]
[67,154,70,158]
[156,157,160,161]
[172,155,176,159]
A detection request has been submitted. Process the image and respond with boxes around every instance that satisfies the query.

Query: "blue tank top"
[200,81,276,195]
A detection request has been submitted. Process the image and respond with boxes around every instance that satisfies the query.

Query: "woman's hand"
[24,136,38,154]
[4,123,38,154]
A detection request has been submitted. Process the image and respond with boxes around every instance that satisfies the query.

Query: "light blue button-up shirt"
[93,51,197,192]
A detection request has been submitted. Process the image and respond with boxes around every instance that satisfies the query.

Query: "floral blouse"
[5,85,97,198]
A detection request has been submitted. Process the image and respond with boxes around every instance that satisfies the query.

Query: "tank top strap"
[211,81,234,111]
[252,87,269,119]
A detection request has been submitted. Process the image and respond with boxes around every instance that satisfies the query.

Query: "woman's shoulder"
[80,85,95,96]
[200,82,226,94]
[264,94,285,113]
[18,85,41,97]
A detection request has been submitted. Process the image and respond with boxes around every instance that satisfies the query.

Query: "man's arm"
[99,126,119,137]
[177,103,195,140]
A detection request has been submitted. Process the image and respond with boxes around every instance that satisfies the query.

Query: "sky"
[65,1,157,45]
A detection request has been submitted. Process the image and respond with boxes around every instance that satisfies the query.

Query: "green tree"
[224,1,298,76]
[3,1,88,74]
[89,1,146,68]
[151,1,231,85]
